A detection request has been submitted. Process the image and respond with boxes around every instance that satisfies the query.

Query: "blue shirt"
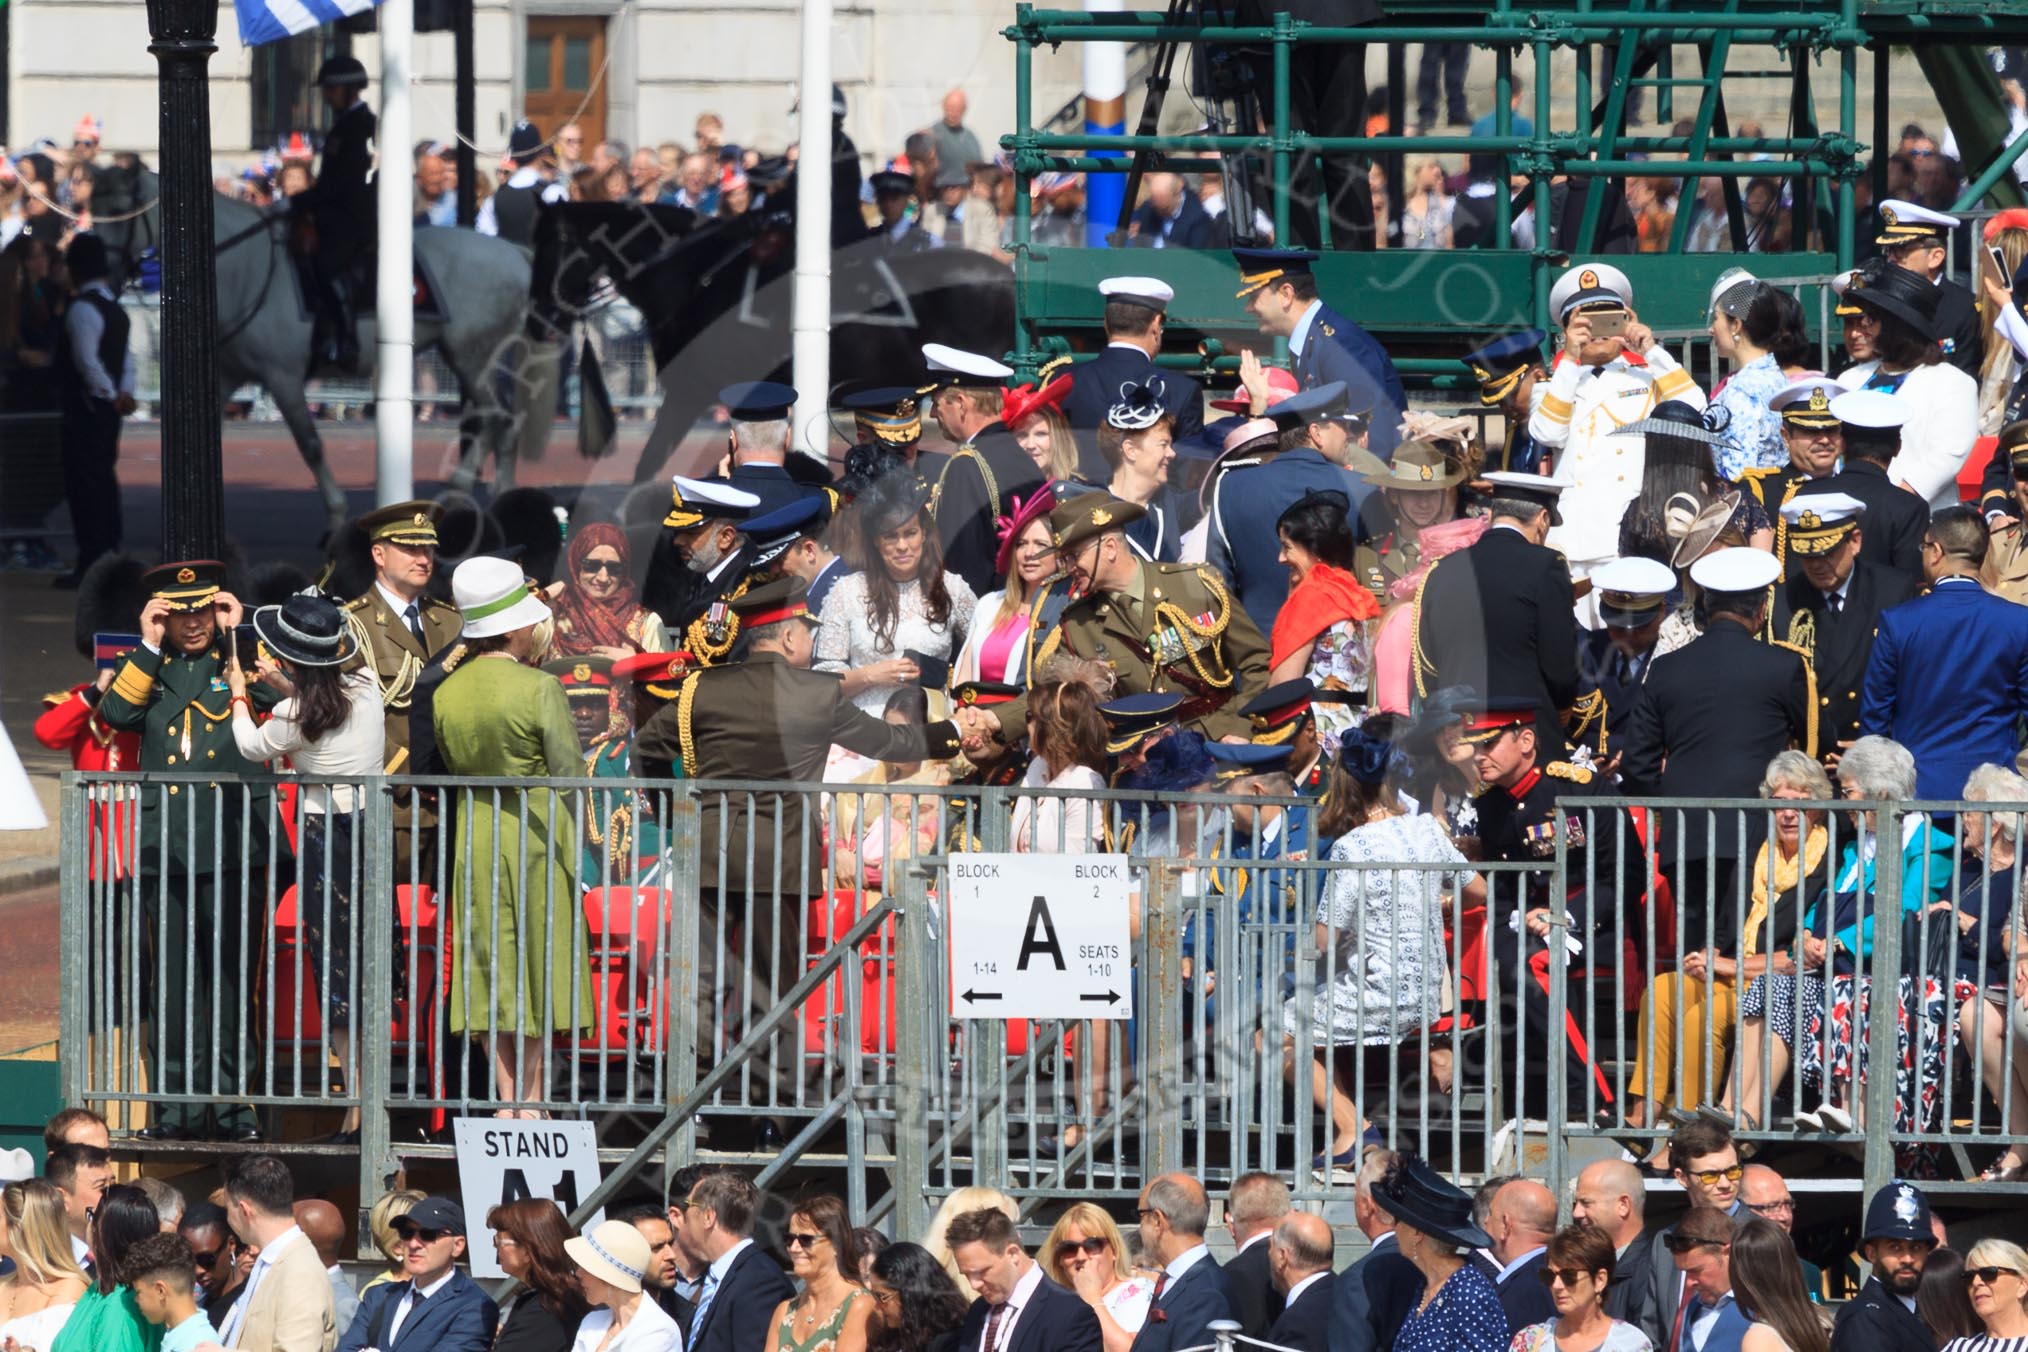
[1713,351,1791,481]
[162,1310,219,1352]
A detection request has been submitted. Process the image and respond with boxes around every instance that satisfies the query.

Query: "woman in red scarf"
[1270,489,1381,687]
[545,522,670,659]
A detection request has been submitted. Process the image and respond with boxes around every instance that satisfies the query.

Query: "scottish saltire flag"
[235,0,385,46]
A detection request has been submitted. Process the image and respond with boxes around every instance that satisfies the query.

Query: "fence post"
[1546,816,1573,1199]
[356,777,396,1254]
[1144,863,1186,1177]
[893,862,936,1243]
[57,774,87,1109]
[969,790,1011,1189]
[664,787,702,1191]
[1862,801,1906,1203]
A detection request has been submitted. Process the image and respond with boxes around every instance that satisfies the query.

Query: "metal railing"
[57,771,2028,1245]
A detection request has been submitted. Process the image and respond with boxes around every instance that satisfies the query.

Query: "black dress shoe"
[755,1119,786,1151]
[136,1123,190,1142]
[217,1122,261,1144]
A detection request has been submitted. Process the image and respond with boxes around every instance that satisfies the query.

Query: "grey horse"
[94,165,533,537]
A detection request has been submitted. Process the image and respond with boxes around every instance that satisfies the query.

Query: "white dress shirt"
[1162,1242,1213,1287]
[979,1260,1046,1352]
[387,1266,456,1345]
[219,1224,305,1346]
[1283,1271,1329,1306]
[64,279,138,402]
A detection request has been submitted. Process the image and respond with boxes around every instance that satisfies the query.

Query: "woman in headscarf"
[545,522,670,659]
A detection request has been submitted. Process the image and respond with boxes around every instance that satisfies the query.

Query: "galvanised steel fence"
[57,771,2028,1247]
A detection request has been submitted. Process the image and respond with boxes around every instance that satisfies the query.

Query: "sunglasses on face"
[872,1288,900,1306]
[786,1232,825,1251]
[1057,1238,1108,1260]
[395,1226,449,1244]
[1685,1165,1744,1187]
[1967,1268,2023,1286]
[579,559,624,576]
[190,1248,223,1268]
[1537,1267,1595,1288]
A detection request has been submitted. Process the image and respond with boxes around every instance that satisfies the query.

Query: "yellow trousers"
[1628,972,1739,1109]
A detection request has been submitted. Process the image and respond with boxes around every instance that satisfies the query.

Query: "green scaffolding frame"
[1001,0,2028,381]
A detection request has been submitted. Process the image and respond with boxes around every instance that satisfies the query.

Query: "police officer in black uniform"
[295,56,377,373]
[480,120,568,248]
[1828,1182,1936,1352]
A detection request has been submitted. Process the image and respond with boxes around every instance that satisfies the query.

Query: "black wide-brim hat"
[1373,1155,1493,1249]
[1847,258,1940,336]
[252,595,360,668]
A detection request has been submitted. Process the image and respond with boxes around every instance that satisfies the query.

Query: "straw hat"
[452,556,551,639]
[565,1220,652,1294]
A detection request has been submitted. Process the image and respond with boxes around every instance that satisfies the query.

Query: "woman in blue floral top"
[1707,269,1815,481]
[1379,1157,1511,1352]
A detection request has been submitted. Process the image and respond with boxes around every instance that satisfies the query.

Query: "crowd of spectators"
[21,1112,2003,1352]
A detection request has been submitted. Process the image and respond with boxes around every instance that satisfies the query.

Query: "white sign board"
[453,1117,604,1278]
[949,854,1134,1020]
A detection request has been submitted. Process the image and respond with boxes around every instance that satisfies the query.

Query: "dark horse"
[530,196,1016,482]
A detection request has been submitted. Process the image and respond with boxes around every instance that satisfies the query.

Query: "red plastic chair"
[576,886,673,1057]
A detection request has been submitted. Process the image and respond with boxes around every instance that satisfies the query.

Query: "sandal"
[1981,1156,2028,1183]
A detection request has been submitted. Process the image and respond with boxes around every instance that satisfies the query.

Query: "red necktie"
[983,1302,1008,1352]
[1153,1272,1169,1303]
[1669,1282,1696,1352]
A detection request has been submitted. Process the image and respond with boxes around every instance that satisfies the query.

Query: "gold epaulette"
[40,689,72,709]
[1546,760,1594,784]
[439,642,470,676]
[1566,689,1608,757]
[342,593,371,611]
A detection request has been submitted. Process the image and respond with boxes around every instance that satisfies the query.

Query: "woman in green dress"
[51,1186,161,1352]
[435,557,595,1117]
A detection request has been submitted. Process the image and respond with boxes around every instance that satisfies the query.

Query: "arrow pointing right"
[1080,990,1122,1004]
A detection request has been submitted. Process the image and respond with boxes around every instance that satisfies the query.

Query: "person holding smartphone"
[1528,263,1707,624]
[95,561,279,1142]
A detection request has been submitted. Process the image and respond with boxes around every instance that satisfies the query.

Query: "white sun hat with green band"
[452,555,551,639]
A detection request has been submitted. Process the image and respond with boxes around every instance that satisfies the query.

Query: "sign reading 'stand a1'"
[453,1118,604,1278]
[949,854,1135,1021]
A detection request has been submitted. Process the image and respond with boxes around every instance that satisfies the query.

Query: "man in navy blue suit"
[1131,1173,1234,1352]
[946,1207,1103,1352]
[1330,1151,1422,1352]
[1666,1207,1750,1352]
[1061,277,1205,482]
[1861,505,2028,801]
[1205,382,1380,631]
[337,1195,499,1352]
[1264,1214,1336,1352]
[678,1171,796,1352]
[1233,248,1405,456]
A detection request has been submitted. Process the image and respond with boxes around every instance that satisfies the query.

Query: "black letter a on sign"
[1017,897,1066,971]
[499,1168,581,1214]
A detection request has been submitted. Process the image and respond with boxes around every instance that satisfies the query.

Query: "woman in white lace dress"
[1283,726,1479,1170]
[0,1180,89,1352]
[816,473,977,716]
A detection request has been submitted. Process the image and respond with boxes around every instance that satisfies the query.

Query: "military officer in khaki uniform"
[963,495,1272,747]
[343,500,461,886]
[98,560,278,1141]
[1353,441,1469,602]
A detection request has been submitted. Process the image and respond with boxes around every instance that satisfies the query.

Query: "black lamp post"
[145,0,225,560]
